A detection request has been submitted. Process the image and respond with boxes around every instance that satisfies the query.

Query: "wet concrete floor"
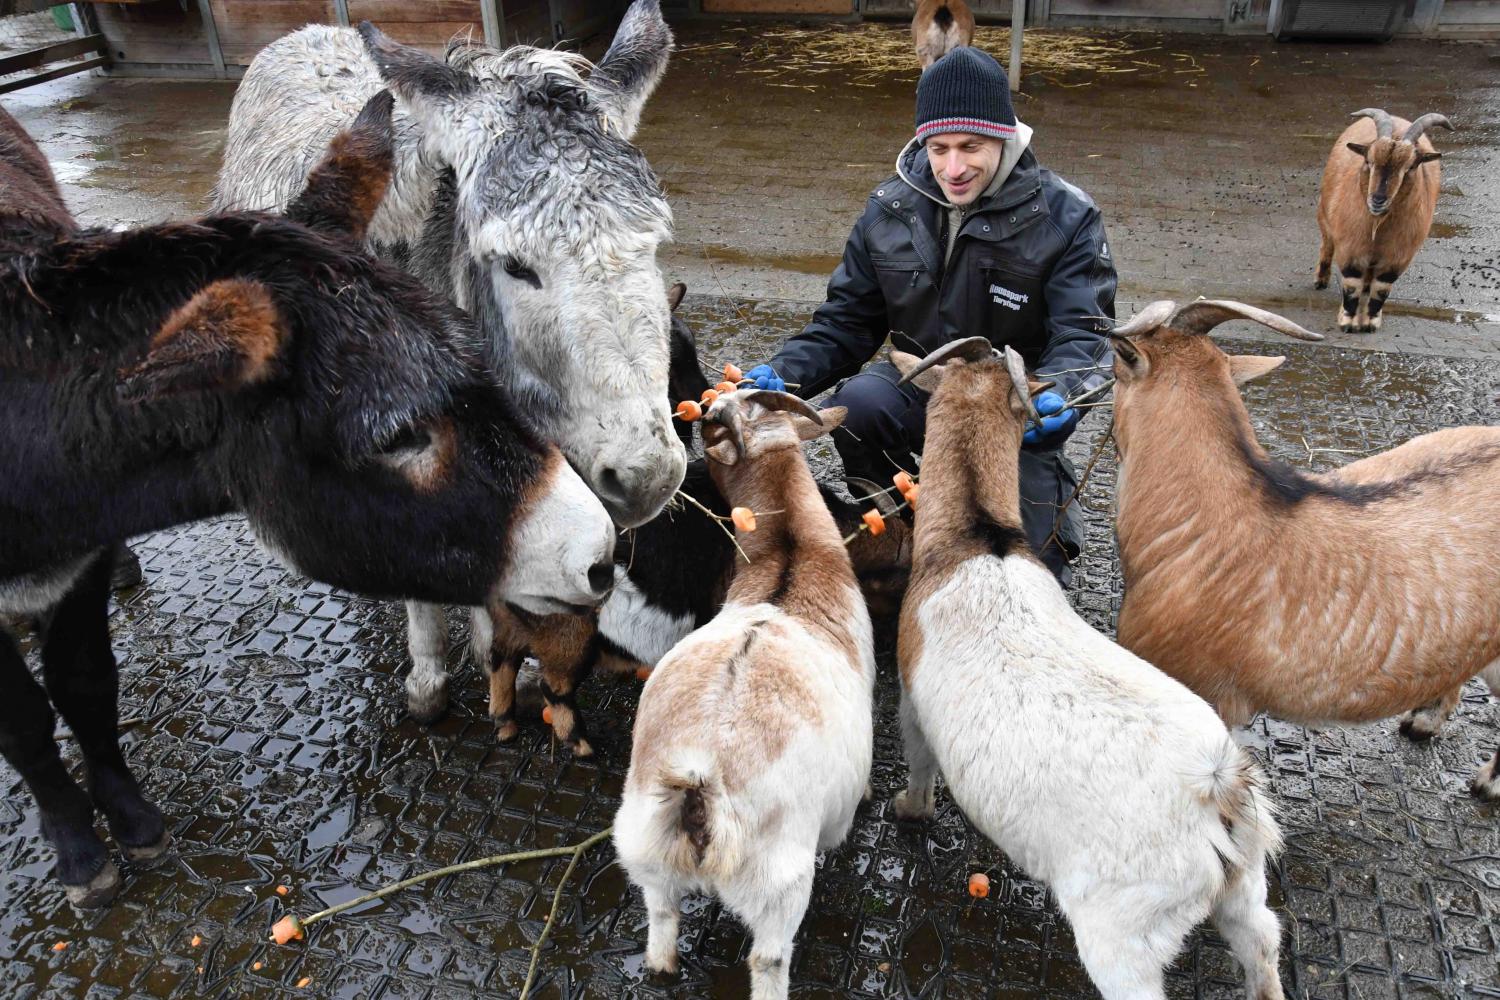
[1,17,1498,1000]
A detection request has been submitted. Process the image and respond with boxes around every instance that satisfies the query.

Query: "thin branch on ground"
[518,827,614,1000]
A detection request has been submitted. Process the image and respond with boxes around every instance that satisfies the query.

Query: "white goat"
[888,340,1285,1000]
[614,390,875,1000]
[1108,298,1500,800]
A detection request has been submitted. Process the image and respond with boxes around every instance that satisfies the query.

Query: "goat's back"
[0,107,75,239]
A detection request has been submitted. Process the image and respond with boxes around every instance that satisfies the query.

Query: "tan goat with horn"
[1110,299,1500,801]
[1316,108,1453,333]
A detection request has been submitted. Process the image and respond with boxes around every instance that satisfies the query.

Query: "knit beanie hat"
[914,47,1017,143]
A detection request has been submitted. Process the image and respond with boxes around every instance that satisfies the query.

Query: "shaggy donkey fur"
[214,0,685,722]
[0,95,614,908]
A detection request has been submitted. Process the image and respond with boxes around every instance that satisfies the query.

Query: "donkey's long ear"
[287,90,395,241]
[587,0,672,140]
[118,280,289,403]
[358,22,475,158]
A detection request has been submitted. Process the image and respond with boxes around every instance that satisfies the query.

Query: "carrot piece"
[542,705,554,726]
[968,873,990,899]
[731,507,757,532]
[723,363,743,383]
[51,941,68,952]
[252,962,264,972]
[675,399,702,422]
[634,666,651,682]
[893,471,915,495]
[700,388,720,406]
[270,916,304,945]
[904,484,919,511]
[275,885,290,897]
[297,977,312,989]
[862,509,885,536]
[714,381,737,394]
[191,935,202,948]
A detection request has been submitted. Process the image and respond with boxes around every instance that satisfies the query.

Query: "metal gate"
[0,2,106,96]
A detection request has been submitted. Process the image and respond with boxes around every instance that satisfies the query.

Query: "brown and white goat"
[1110,299,1500,801]
[1316,108,1453,333]
[913,0,975,70]
[614,391,874,1000]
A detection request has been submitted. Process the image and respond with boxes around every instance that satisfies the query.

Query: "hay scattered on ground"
[677,24,1159,81]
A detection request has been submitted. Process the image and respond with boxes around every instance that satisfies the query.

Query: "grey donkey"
[214,0,687,722]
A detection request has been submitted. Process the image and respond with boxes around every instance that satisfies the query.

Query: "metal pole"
[333,0,350,27]
[1009,0,1023,91]
[479,0,505,48]
[196,0,226,78]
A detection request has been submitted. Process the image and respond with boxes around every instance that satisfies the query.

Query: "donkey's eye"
[501,256,542,289]
[379,425,433,455]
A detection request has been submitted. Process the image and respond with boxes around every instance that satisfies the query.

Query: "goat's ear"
[667,281,686,312]
[795,405,845,441]
[702,422,739,466]
[1110,336,1148,381]
[890,350,944,393]
[287,90,395,241]
[1345,142,1369,158]
[1226,354,1285,386]
[1027,379,1056,397]
[1416,149,1442,166]
[118,280,289,403]
[587,0,672,140]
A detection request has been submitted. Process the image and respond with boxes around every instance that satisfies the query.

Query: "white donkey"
[214,0,686,721]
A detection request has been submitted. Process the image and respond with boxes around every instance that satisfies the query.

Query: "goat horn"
[846,477,900,517]
[1002,346,1042,426]
[1109,300,1177,339]
[737,389,824,425]
[1402,112,1454,145]
[1169,300,1324,341]
[1350,108,1394,139]
[895,336,994,386]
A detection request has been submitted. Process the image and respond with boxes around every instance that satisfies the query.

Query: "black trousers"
[824,362,1084,587]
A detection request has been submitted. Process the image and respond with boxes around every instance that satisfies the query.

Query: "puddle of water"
[1427,221,1470,239]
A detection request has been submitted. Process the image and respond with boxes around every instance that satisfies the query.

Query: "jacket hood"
[896,120,1035,210]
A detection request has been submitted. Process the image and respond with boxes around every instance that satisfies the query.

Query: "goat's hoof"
[1470,762,1500,802]
[109,545,143,590]
[645,952,680,977]
[569,738,595,759]
[64,860,121,908]
[122,829,173,866]
[862,782,874,803]
[890,791,933,822]
[1314,279,1329,290]
[1397,713,1440,742]
[493,718,519,743]
[408,701,447,727]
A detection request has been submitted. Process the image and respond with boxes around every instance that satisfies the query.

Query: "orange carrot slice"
[275,885,290,897]
[253,962,264,972]
[968,873,990,899]
[893,471,915,495]
[714,380,737,394]
[542,705,554,726]
[731,507,757,532]
[270,916,304,945]
[862,509,885,536]
[723,363,743,383]
[904,484,919,511]
[51,941,68,952]
[297,977,312,989]
[700,388,720,406]
[191,935,202,948]
[635,666,651,682]
[674,399,702,422]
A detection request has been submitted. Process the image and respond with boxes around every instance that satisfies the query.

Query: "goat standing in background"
[614,392,875,1000]
[1109,299,1500,801]
[913,0,975,70]
[889,339,1285,1000]
[1316,108,1453,333]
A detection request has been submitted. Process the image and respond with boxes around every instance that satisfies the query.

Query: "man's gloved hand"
[743,364,786,392]
[1021,390,1079,449]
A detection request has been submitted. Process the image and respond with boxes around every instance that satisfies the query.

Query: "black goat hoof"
[64,860,121,908]
[122,829,173,866]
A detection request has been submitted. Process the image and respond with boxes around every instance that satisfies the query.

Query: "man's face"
[925,132,1004,206]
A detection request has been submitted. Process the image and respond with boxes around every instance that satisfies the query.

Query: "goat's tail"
[651,750,744,877]
[1189,737,1284,874]
[933,4,954,29]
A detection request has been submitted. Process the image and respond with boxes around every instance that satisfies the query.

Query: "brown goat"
[1316,108,1452,333]
[1109,299,1500,801]
[912,0,975,70]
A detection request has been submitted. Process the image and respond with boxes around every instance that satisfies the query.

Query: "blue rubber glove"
[743,364,785,392]
[1021,390,1079,449]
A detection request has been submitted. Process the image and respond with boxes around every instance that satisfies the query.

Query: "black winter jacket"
[770,140,1117,402]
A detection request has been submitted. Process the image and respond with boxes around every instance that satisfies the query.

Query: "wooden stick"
[518,827,613,999]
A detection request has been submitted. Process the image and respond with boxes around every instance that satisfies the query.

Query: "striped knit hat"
[914,47,1017,144]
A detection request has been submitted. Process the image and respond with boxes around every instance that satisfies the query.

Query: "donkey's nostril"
[598,467,625,501]
[588,559,614,596]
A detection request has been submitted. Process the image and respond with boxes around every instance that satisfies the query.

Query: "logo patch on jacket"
[990,283,1029,311]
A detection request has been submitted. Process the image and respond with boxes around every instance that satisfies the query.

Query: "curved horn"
[1002,346,1042,426]
[895,336,994,386]
[1350,108,1394,140]
[1402,112,1454,146]
[1168,300,1324,341]
[1110,300,1177,339]
[737,389,825,425]
[846,476,900,517]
